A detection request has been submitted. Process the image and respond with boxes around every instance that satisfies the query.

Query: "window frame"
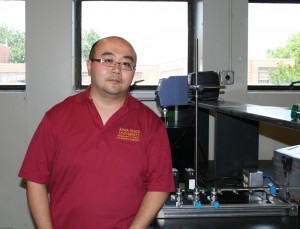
[248,0,300,91]
[74,0,195,91]
[0,0,25,91]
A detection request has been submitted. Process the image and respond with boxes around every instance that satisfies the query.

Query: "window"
[248,1,300,90]
[0,0,25,90]
[75,0,194,90]
[258,67,274,84]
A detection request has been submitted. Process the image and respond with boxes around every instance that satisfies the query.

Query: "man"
[19,36,175,229]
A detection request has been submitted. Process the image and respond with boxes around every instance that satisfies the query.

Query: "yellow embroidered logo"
[117,128,140,142]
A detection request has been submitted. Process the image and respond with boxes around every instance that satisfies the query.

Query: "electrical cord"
[170,112,195,152]
[198,173,243,188]
[263,176,274,184]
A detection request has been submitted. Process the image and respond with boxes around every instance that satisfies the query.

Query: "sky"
[1,2,300,61]
[0,2,25,30]
[248,3,300,59]
[82,1,188,65]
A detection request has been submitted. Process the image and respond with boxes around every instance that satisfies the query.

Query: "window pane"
[81,1,188,86]
[248,3,300,86]
[0,0,25,86]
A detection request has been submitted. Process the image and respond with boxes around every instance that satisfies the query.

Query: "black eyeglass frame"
[90,58,136,71]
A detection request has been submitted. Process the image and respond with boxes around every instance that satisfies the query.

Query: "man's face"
[87,38,136,98]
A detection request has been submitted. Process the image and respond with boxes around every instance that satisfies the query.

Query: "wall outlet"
[220,71,234,85]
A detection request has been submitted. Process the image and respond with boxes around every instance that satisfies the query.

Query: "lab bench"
[154,100,300,228]
[196,100,300,181]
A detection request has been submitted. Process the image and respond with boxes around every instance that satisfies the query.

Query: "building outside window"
[0,0,25,90]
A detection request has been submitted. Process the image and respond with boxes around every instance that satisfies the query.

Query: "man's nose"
[112,62,122,73]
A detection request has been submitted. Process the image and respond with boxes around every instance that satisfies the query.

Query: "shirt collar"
[75,85,91,103]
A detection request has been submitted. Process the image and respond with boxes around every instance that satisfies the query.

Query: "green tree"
[0,25,100,64]
[82,29,100,63]
[0,24,25,63]
[267,33,300,84]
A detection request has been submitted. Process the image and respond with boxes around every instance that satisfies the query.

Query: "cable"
[263,176,274,184]
[170,112,195,152]
[198,174,243,188]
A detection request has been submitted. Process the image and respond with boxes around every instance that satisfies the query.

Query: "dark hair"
[88,40,100,60]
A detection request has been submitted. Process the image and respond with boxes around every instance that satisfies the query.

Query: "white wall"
[0,0,73,228]
[0,0,300,228]
[0,92,28,228]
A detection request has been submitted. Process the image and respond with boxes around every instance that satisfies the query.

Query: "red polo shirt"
[18,87,174,229]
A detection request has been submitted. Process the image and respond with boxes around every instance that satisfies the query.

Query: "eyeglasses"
[90,58,136,71]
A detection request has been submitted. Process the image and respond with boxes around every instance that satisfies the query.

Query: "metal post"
[194,39,199,190]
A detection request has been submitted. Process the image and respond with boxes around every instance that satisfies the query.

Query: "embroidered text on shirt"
[117,128,140,142]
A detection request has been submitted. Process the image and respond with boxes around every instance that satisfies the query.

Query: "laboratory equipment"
[155,40,299,218]
[273,145,300,200]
